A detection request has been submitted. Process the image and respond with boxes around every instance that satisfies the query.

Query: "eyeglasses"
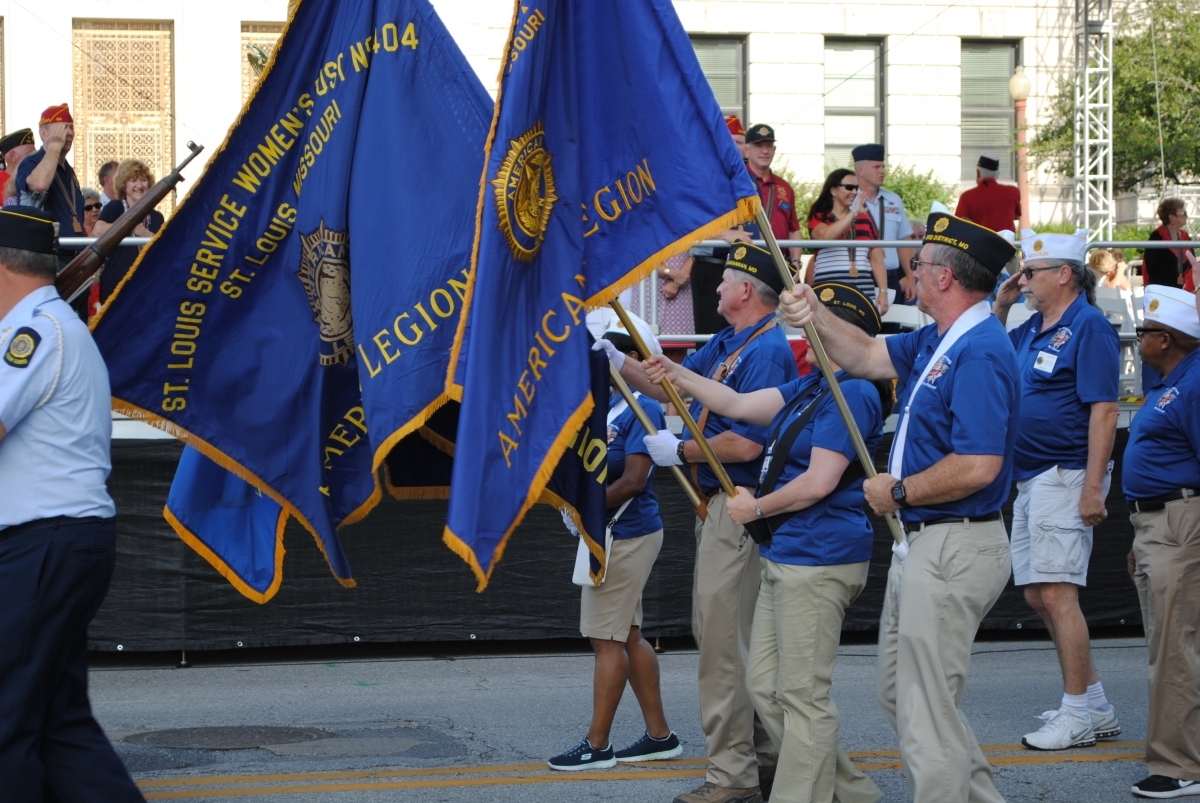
[909,258,944,273]
[1019,265,1061,281]
[83,203,103,212]
[1135,326,1171,340]
[838,183,859,191]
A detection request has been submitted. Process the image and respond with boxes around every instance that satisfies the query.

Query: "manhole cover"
[124,726,331,750]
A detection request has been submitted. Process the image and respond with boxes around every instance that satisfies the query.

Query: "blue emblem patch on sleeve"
[4,327,41,368]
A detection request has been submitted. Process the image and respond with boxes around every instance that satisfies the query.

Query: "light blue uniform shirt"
[0,285,115,528]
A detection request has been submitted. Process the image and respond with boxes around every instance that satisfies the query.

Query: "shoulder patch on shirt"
[3,327,41,368]
[1048,327,1072,351]
[607,423,619,443]
[1155,387,1179,412]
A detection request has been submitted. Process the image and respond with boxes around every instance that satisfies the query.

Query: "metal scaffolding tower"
[1073,0,1114,239]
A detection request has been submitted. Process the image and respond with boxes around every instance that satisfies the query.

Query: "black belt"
[910,511,1003,530]
[1128,488,1200,513]
[0,515,107,542]
[704,487,723,500]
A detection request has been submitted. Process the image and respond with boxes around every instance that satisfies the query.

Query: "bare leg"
[1028,582,1099,694]
[624,627,671,739]
[588,638,629,748]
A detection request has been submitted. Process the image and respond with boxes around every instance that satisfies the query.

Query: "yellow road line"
[138,759,709,788]
[142,768,707,799]
[137,744,1147,799]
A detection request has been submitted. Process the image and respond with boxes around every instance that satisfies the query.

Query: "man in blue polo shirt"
[993,230,1121,751]
[1123,285,1200,800]
[609,242,796,803]
[779,209,1019,803]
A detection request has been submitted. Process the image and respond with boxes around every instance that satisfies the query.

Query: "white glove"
[644,429,683,466]
[561,509,581,538]
[891,537,909,563]
[591,338,625,372]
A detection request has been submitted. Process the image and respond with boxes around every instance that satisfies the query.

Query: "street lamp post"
[1009,65,1032,230]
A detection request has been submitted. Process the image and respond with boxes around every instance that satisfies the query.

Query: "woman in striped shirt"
[803,168,888,314]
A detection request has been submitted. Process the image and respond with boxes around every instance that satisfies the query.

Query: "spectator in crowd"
[1123,286,1200,799]
[96,160,119,206]
[1110,249,1133,287]
[1144,199,1195,289]
[81,188,102,237]
[643,282,890,803]
[17,105,86,245]
[804,168,888,314]
[726,115,747,162]
[853,143,916,304]
[691,116,768,335]
[654,252,694,335]
[93,158,164,304]
[994,230,1122,752]
[744,124,801,267]
[0,129,34,194]
[548,318,681,772]
[955,154,1022,234]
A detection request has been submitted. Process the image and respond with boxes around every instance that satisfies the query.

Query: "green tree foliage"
[1030,0,1200,192]
[882,163,957,219]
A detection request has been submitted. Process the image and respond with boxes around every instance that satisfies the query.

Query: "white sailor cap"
[1143,285,1200,339]
[604,310,661,355]
[1020,228,1089,264]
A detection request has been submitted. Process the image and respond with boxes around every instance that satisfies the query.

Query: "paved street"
[88,636,1152,801]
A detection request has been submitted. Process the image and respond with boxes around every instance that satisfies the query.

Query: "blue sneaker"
[547,737,616,771]
[615,730,682,762]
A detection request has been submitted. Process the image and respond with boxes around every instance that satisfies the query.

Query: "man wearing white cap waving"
[1123,285,1200,799]
[993,230,1122,751]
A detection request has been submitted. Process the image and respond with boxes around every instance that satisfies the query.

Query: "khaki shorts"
[1011,465,1110,586]
[580,529,663,642]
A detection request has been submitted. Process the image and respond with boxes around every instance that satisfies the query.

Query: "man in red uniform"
[955,154,1021,233]
[744,124,801,265]
[0,129,35,199]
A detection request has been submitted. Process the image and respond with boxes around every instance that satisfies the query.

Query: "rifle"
[56,141,205,305]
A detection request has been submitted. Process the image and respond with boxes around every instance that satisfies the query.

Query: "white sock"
[1087,681,1109,710]
[1061,692,1088,722]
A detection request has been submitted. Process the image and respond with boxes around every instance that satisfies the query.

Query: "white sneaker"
[1022,709,1096,750]
[1089,704,1122,739]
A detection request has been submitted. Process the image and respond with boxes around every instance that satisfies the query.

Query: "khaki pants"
[1132,500,1200,781]
[747,559,881,803]
[877,519,1011,803]
[694,492,776,788]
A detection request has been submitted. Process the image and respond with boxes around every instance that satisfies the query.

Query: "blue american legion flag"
[92,0,493,602]
[444,0,758,589]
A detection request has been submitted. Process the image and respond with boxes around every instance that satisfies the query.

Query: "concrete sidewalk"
[91,638,1151,801]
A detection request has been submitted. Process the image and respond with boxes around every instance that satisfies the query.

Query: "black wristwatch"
[891,480,912,509]
[676,440,687,464]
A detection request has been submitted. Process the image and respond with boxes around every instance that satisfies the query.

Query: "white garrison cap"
[1020,229,1089,263]
[604,310,661,355]
[1143,285,1200,339]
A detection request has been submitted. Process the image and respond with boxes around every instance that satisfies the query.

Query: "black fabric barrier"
[90,430,1141,651]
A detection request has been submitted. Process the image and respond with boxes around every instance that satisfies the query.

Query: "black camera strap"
[744,374,864,545]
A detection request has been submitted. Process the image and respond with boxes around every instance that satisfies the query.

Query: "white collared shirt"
[0,285,115,528]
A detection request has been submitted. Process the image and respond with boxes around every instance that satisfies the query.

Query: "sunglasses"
[1135,326,1171,340]
[838,184,859,191]
[1018,265,1062,280]
[909,258,944,273]
[83,203,103,212]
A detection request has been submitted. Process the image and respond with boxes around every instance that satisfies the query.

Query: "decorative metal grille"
[71,20,174,211]
[242,23,285,103]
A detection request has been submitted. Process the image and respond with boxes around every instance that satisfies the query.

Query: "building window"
[72,20,175,211]
[242,22,285,104]
[824,40,882,174]
[961,42,1017,181]
[690,37,745,125]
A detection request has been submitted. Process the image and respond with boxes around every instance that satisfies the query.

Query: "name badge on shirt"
[1034,351,1058,374]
